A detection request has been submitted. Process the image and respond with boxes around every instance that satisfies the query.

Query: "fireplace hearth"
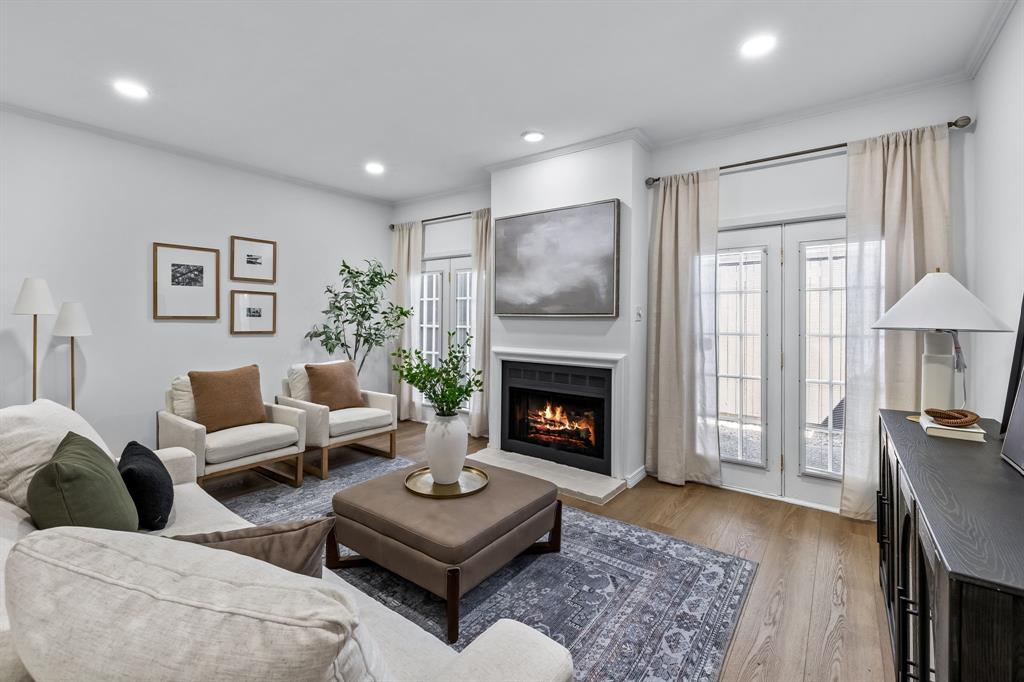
[500,361,612,475]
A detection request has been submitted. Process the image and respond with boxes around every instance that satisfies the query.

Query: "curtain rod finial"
[952,115,972,129]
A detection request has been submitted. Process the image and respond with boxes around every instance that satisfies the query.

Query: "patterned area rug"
[224,453,756,682]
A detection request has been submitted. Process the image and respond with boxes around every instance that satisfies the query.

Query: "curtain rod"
[644,115,973,188]
[388,211,472,230]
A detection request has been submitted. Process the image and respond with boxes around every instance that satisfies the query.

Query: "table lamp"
[13,277,57,401]
[873,272,1012,417]
[52,302,92,410]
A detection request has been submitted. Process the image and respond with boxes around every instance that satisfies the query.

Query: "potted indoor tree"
[392,332,484,484]
[305,259,412,374]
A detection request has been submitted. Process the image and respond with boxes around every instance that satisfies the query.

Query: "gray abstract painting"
[494,199,619,316]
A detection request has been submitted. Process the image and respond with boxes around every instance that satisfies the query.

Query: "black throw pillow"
[118,441,174,531]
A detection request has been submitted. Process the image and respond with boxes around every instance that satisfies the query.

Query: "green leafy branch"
[392,331,483,417]
[305,260,413,374]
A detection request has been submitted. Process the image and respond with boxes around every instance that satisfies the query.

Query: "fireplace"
[500,361,612,475]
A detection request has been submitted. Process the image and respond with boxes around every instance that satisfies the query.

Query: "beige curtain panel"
[645,170,722,486]
[469,208,492,438]
[390,220,423,421]
[842,124,951,519]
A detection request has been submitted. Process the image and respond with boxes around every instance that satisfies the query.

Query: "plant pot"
[425,414,468,485]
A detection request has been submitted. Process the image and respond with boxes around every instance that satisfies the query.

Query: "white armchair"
[157,382,307,487]
[276,363,398,480]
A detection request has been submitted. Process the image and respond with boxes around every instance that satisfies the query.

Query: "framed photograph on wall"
[152,242,220,320]
[494,199,619,317]
[230,290,276,335]
[230,235,277,283]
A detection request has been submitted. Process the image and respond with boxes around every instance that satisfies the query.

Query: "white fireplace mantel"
[488,346,631,481]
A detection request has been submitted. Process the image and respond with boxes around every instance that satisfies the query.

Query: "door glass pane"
[454,269,474,369]
[801,241,846,477]
[716,249,766,467]
[419,271,441,367]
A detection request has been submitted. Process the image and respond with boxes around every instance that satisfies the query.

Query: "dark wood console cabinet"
[877,410,1024,682]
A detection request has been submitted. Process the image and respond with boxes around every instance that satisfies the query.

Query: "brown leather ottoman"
[326,463,562,643]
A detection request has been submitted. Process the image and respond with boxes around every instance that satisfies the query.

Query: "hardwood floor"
[207,420,894,682]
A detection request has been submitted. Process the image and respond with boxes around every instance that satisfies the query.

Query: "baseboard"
[625,467,647,487]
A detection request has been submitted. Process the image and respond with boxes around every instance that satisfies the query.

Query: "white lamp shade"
[13,277,57,315]
[52,301,92,337]
[873,272,1013,332]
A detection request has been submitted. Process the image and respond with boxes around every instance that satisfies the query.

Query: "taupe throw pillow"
[187,365,266,433]
[306,361,364,411]
[172,517,335,577]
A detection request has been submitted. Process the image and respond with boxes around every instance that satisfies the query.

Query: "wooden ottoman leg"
[524,499,562,555]
[446,567,461,644]
[324,525,372,570]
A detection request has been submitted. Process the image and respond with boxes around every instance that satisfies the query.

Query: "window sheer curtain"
[842,124,950,519]
[469,208,492,437]
[645,170,722,485]
[391,220,423,421]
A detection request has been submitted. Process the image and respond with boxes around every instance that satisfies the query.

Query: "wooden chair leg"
[389,430,396,458]
[294,453,303,487]
[320,446,329,479]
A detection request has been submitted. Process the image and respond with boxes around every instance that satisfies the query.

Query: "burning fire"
[528,401,597,447]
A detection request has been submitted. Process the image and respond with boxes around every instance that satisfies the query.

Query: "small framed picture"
[230,236,277,283]
[230,290,276,335]
[153,242,220,320]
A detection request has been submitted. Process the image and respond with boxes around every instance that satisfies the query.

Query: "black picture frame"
[999,293,1024,437]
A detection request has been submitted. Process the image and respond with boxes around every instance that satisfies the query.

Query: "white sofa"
[158,383,308,487]
[277,362,398,479]
[0,404,572,681]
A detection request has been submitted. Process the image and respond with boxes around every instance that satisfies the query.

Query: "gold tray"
[404,465,489,499]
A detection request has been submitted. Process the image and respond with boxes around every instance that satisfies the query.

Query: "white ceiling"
[0,1,1010,203]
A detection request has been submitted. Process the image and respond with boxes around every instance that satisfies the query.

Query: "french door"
[419,256,474,418]
[716,219,845,509]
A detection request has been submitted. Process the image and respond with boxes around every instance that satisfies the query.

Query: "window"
[800,240,846,477]
[716,249,766,467]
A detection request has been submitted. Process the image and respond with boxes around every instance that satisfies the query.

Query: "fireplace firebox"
[500,361,612,475]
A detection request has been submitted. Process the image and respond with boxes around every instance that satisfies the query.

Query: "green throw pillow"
[28,432,139,531]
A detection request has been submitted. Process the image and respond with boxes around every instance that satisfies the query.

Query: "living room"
[2,1,1023,681]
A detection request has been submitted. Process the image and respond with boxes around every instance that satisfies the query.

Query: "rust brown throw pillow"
[187,365,266,433]
[306,361,364,410]
[172,517,335,578]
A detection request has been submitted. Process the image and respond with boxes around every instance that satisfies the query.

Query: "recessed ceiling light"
[740,34,777,59]
[521,131,545,143]
[365,161,385,175]
[112,79,150,100]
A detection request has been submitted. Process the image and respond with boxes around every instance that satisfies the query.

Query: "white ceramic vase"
[425,414,468,484]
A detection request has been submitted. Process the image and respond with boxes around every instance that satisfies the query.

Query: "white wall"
[391,185,490,226]
[0,112,393,450]
[488,139,650,482]
[653,81,977,279]
[968,1,1024,419]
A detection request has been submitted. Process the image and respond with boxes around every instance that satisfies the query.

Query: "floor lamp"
[13,277,56,401]
[52,302,92,411]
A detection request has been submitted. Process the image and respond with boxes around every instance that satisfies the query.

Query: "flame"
[529,401,596,447]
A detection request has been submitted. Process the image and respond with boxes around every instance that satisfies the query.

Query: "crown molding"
[394,181,491,208]
[653,72,973,152]
[0,102,394,207]
[965,0,1018,78]
[485,128,652,174]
